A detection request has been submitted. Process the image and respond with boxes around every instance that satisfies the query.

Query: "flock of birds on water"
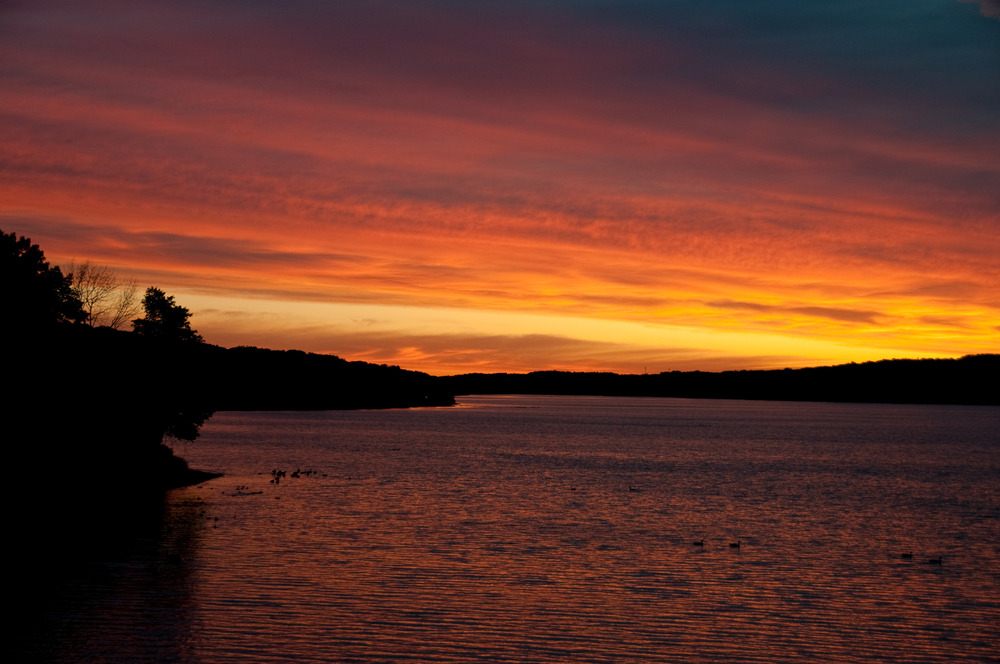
[687,539,942,563]
[209,468,949,565]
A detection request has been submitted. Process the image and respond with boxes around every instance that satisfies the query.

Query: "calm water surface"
[23,397,1000,662]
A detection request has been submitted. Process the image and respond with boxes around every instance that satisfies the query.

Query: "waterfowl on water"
[927,556,943,565]
[693,540,704,546]
[730,541,741,548]
[901,552,913,559]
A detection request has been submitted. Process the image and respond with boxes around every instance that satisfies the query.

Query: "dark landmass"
[4,226,457,587]
[440,354,999,406]
[6,322,453,579]
[51,325,455,413]
[205,343,455,410]
[9,323,453,491]
[3,226,454,521]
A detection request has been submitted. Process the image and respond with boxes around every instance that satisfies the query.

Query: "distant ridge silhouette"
[439,355,999,406]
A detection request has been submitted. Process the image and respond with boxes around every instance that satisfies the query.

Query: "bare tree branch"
[108,277,140,330]
[69,260,142,329]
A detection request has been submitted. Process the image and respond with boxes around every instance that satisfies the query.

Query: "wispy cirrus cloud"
[2,0,997,372]
[706,300,884,325]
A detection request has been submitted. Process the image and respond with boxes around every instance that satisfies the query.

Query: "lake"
[18,396,1000,662]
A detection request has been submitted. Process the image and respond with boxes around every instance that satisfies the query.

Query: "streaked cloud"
[2,0,997,373]
[706,300,884,325]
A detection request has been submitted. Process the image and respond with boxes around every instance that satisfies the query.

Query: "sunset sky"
[3,0,998,375]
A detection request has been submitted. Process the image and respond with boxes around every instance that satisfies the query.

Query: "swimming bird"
[901,552,913,559]
[730,541,741,548]
[693,539,704,546]
[927,556,942,565]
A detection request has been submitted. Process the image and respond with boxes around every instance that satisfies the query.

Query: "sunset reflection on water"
[21,397,1000,662]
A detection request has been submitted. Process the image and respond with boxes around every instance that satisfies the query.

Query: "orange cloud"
[3,1,998,373]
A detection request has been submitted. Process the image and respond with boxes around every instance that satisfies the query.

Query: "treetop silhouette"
[133,286,204,343]
[1,229,86,332]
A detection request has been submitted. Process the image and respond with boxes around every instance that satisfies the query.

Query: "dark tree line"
[2,229,452,494]
[1,230,86,330]
[133,286,203,343]
[2,230,215,485]
[2,229,223,565]
[2,229,455,585]
[439,355,999,406]
[2,229,206,344]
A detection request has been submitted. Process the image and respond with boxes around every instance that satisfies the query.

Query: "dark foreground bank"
[5,323,455,617]
[6,324,455,496]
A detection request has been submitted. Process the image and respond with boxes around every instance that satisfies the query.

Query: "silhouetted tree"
[1,229,85,332]
[69,259,141,329]
[163,406,215,441]
[133,286,203,343]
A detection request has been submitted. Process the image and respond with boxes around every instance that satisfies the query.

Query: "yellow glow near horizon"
[176,293,957,375]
